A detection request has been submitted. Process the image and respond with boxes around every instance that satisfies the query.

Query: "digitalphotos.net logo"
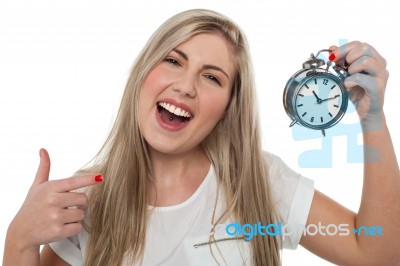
[225,221,383,241]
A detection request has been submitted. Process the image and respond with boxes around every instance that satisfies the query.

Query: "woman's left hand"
[329,41,389,129]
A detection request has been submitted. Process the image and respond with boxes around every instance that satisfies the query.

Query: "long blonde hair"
[84,9,281,266]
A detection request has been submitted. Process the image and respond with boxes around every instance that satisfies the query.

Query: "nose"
[172,71,197,98]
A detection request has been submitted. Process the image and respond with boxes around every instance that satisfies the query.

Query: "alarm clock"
[283,49,350,136]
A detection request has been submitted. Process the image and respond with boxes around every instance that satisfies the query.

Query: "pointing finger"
[51,174,103,193]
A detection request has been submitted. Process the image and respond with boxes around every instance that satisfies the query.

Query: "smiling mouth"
[157,102,193,124]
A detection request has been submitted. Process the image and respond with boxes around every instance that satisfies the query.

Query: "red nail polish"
[329,53,336,61]
[95,175,103,182]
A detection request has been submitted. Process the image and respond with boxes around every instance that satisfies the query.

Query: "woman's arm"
[300,41,400,265]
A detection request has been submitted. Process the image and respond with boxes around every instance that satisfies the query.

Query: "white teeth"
[159,102,192,118]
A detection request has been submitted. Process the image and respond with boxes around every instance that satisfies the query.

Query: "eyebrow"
[172,48,230,79]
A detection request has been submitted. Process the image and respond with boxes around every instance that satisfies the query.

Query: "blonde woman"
[4,9,400,266]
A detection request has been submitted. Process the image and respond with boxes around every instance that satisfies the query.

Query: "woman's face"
[138,32,235,155]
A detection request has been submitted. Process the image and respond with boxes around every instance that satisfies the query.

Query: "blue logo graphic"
[352,225,383,236]
[225,221,383,241]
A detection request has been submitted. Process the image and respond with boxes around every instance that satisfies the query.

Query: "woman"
[4,9,400,266]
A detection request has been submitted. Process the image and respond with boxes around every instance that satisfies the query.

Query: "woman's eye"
[164,57,180,66]
[205,75,221,86]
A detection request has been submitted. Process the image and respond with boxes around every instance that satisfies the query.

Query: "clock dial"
[295,76,344,128]
[283,52,350,133]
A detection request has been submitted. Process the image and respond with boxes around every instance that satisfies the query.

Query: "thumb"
[32,148,51,186]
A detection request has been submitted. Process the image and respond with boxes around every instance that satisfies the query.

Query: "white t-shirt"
[49,152,314,265]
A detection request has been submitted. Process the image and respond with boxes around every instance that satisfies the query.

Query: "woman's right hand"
[5,149,103,256]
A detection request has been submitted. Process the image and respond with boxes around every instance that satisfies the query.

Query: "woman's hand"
[5,149,103,255]
[329,41,389,130]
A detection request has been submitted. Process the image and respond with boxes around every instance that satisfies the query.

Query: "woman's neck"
[148,145,211,207]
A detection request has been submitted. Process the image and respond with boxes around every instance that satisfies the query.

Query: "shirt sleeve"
[263,151,315,250]
[49,233,84,266]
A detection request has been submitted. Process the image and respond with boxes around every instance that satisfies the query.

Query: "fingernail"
[95,175,103,182]
[329,53,336,61]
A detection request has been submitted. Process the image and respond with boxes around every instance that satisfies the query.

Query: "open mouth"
[157,101,193,126]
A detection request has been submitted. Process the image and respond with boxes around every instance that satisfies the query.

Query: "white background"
[0,0,399,265]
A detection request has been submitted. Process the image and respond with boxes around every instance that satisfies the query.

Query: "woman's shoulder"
[261,150,281,163]
[261,150,313,193]
[261,150,291,174]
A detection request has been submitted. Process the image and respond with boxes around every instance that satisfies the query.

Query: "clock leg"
[289,119,297,127]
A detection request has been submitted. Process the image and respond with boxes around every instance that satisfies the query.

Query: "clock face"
[294,74,347,129]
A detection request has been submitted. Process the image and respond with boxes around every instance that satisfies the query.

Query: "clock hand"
[312,90,322,104]
[320,95,340,103]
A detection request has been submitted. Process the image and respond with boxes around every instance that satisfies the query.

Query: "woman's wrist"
[5,221,40,255]
[4,226,40,266]
[360,111,386,133]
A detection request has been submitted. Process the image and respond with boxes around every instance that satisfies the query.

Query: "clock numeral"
[328,112,333,117]
[298,94,304,97]
[331,85,337,90]
[304,84,309,89]
[297,104,303,107]
[323,79,328,85]
[334,104,339,108]
[310,117,314,122]
[320,117,323,123]
[302,112,307,117]
[314,79,317,85]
